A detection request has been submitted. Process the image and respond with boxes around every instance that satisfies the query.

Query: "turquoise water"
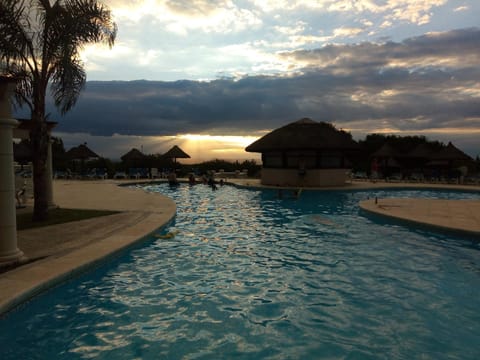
[1,185,480,359]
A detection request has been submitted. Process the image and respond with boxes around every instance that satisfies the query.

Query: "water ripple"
[1,186,480,359]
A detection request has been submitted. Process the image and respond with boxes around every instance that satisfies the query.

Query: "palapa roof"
[430,142,472,161]
[405,143,434,158]
[245,118,359,153]
[371,142,399,158]
[163,145,190,159]
[66,143,99,160]
[121,148,145,162]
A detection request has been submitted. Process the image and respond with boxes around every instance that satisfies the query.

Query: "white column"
[0,78,24,265]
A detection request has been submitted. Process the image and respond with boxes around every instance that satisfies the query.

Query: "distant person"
[15,180,27,208]
[188,173,196,186]
[168,171,179,186]
[208,174,217,190]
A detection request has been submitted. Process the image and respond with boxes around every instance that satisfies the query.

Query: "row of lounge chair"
[215,169,249,178]
[351,171,480,185]
[54,168,107,180]
[113,168,169,179]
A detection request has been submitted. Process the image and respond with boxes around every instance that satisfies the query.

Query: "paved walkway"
[359,198,480,237]
[1,179,479,315]
[0,180,176,314]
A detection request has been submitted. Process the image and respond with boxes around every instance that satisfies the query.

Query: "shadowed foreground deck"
[0,180,176,315]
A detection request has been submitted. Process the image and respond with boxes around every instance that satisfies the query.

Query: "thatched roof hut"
[245,118,359,187]
[371,142,399,158]
[246,118,358,152]
[370,142,402,175]
[406,143,434,159]
[163,145,190,159]
[163,145,190,166]
[121,148,145,162]
[66,143,99,160]
[430,142,472,161]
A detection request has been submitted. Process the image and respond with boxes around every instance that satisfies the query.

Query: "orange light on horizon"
[170,134,261,163]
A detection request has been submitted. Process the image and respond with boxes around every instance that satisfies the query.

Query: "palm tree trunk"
[31,113,49,221]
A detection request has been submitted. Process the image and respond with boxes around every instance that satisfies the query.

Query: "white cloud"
[138,49,162,66]
[249,0,325,12]
[249,0,447,27]
[108,0,261,35]
[274,21,307,36]
[82,0,479,82]
[382,0,447,26]
[333,27,364,38]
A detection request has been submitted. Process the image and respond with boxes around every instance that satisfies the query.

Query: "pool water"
[1,185,480,359]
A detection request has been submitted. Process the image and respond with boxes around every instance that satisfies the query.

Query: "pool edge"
[0,183,177,316]
[359,198,480,239]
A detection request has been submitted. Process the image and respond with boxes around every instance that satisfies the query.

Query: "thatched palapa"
[121,148,145,162]
[246,118,359,187]
[163,145,190,166]
[246,118,358,152]
[430,142,472,161]
[66,143,99,160]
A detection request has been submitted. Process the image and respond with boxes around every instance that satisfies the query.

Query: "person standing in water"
[168,171,179,186]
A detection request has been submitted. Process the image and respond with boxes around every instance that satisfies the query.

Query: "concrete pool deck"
[234,178,480,237]
[359,198,480,237]
[1,178,479,315]
[0,180,176,315]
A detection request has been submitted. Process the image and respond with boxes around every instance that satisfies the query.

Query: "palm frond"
[50,46,86,114]
[64,0,117,48]
[0,0,37,70]
[1,0,116,116]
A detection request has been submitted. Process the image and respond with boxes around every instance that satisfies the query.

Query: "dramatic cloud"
[83,0,479,81]
[29,28,478,158]
[13,1,480,159]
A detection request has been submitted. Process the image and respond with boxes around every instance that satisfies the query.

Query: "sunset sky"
[15,0,480,162]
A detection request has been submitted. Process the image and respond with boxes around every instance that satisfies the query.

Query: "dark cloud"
[17,27,479,155]
[287,28,480,71]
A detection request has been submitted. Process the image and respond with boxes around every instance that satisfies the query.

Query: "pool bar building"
[246,118,359,187]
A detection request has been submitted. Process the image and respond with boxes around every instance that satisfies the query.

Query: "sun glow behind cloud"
[56,132,261,163]
[175,134,261,164]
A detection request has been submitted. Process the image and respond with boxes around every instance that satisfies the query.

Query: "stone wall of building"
[260,168,350,187]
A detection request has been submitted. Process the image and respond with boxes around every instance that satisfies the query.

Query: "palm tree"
[0,0,116,220]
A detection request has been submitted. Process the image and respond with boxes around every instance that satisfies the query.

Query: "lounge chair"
[114,171,127,179]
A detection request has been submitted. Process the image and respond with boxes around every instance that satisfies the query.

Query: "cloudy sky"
[19,0,480,161]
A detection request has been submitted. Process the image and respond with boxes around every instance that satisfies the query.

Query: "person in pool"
[207,174,217,190]
[168,171,179,186]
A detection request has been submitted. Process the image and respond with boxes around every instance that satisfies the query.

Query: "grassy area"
[16,208,119,230]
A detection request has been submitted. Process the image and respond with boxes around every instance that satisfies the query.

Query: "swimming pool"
[1,184,480,359]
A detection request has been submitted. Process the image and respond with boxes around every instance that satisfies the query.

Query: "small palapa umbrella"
[121,148,146,170]
[66,143,99,174]
[66,143,99,161]
[163,145,190,166]
[429,142,472,161]
[121,148,145,162]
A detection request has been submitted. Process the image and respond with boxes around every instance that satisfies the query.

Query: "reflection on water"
[1,185,480,359]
